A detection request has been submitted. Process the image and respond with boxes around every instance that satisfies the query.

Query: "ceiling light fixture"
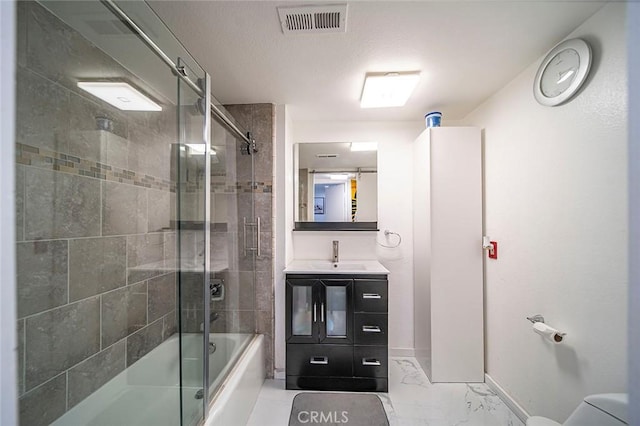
[77,81,162,111]
[360,71,420,108]
[350,142,378,152]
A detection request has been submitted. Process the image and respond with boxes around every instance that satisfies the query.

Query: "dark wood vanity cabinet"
[285,274,389,392]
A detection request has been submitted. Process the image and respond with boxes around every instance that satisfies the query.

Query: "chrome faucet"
[332,240,339,263]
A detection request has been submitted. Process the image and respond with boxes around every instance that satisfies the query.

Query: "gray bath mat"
[289,392,389,426]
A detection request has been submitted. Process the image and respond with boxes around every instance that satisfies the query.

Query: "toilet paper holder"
[526,314,545,324]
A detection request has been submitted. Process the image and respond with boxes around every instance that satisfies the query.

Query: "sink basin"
[284,259,390,274]
[310,261,367,271]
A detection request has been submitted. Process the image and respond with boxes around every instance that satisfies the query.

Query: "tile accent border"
[17,142,272,194]
[16,143,175,192]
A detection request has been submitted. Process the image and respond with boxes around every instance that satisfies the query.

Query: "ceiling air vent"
[277,4,347,35]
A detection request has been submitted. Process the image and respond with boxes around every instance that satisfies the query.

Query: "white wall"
[274,104,291,375]
[278,120,423,370]
[464,4,627,422]
[628,3,640,423]
[1,1,18,424]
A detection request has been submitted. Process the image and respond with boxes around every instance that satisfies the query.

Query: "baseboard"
[484,373,530,424]
[274,369,285,380]
[389,347,416,357]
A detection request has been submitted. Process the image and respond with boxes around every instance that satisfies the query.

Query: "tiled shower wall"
[224,104,275,378]
[16,3,179,424]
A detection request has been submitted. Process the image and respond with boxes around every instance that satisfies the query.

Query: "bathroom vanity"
[284,260,389,392]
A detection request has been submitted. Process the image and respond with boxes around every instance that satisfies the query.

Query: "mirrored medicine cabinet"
[294,142,378,231]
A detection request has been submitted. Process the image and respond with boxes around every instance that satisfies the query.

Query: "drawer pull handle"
[310,356,328,365]
[362,293,381,299]
[362,325,382,333]
[362,358,381,366]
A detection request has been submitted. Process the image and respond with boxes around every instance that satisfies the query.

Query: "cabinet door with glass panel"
[286,278,353,344]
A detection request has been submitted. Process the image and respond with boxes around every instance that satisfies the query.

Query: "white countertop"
[284,259,389,275]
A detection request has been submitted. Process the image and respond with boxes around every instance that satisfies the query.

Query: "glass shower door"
[176,60,209,426]
[207,115,256,396]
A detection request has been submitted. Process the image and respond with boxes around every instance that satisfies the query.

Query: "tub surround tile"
[255,270,273,312]
[209,310,229,333]
[262,336,274,380]
[19,373,67,426]
[127,233,165,284]
[17,2,27,67]
[211,271,254,311]
[102,181,148,236]
[25,297,100,391]
[233,310,256,334]
[69,91,128,146]
[69,237,126,302]
[17,240,68,318]
[251,104,275,183]
[127,233,165,266]
[16,142,175,193]
[18,320,25,395]
[250,232,273,273]
[68,129,132,172]
[101,282,147,348]
[126,319,164,367]
[256,310,273,379]
[127,123,172,182]
[238,231,272,272]
[67,340,126,409]
[254,192,273,233]
[16,166,25,242]
[182,307,205,334]
[148,273,176,323]
[164,232,177,263]
[25,168,101,240]
[223,104,252,131]
[148,189,171,232]
[25,1,123,98]
[162,311,177,341]
[16,67,70,153]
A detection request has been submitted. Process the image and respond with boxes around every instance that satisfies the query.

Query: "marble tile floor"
[247,357,524,426]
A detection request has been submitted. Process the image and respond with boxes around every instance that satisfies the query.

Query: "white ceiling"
[148,1,606,122]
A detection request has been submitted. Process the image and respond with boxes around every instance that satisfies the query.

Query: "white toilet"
[526,394,628,426]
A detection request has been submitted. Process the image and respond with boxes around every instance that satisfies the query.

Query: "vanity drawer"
[354,313,388,345]
[354,279,388,313]
[286,344,353,377]
[354,346,388,378]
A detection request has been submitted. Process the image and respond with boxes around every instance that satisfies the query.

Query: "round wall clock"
[533,38,592,106]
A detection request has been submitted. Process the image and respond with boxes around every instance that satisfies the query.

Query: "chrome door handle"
[256,216,261,258]
[362,325,381,333]
[310,356,328,365]
[320,303,324,322]
[362,358,381,366]
[362,293,381,299]
[242,217,247,257]
[313,303,317,322]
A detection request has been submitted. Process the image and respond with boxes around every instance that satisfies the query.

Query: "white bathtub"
[53,332,262,426]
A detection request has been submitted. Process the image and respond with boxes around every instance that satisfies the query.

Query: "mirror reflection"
[295,142,377,227]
